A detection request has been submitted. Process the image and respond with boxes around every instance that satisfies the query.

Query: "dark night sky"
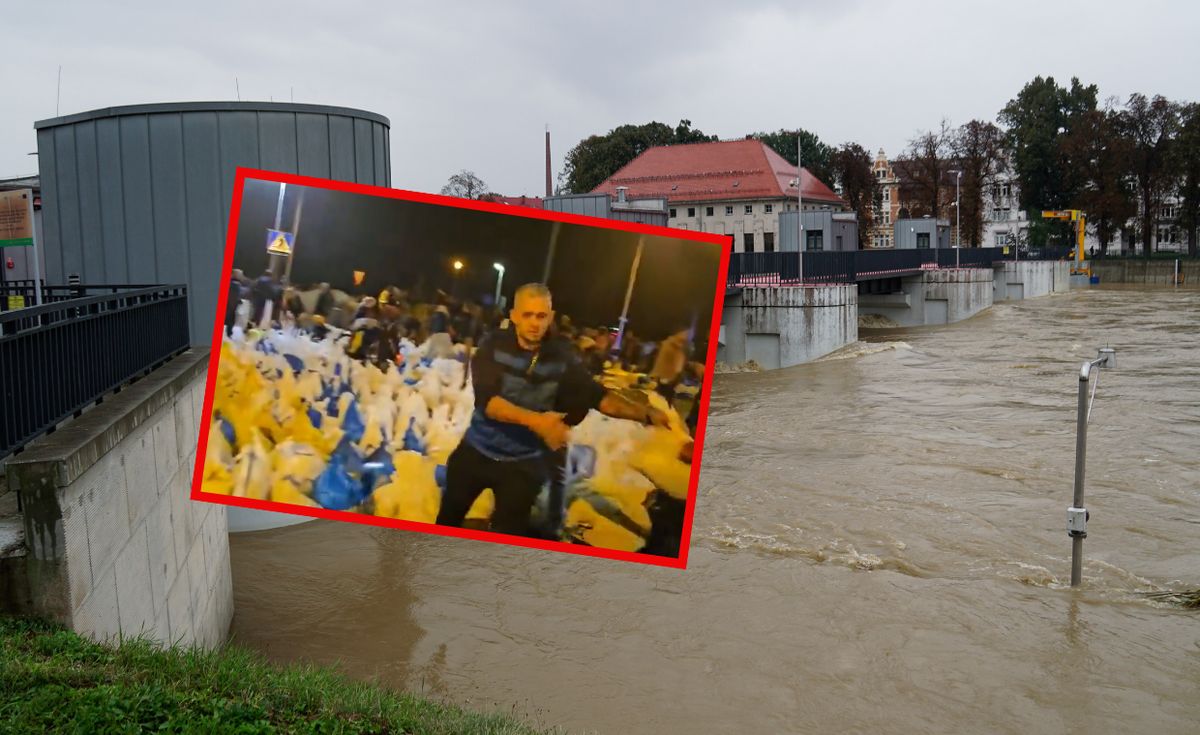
[233,179,723,343]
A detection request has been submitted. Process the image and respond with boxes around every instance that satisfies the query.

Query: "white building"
[592,138,848,253]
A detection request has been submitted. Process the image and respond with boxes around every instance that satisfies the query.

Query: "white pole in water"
[1069,347,1116,587]
[797,134,804,284]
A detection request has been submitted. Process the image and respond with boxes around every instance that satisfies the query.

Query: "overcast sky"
[5,1,1197,196]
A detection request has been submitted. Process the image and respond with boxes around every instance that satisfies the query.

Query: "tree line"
[444,76,1200,256]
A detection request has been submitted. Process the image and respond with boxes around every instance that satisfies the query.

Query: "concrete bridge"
[718,250,1073,369]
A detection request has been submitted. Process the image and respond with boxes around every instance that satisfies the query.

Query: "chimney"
[545,125,552,197]
[615,186,627,204]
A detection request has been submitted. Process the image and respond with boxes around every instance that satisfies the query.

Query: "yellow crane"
[1041,209,1090,276]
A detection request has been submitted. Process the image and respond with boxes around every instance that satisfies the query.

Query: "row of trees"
[448,77,1200,256]
[895,77,1200,256]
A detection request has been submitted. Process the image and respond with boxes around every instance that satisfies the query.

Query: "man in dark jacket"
[435,283,670,536]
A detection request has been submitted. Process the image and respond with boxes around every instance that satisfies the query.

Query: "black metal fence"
[0,280,173,312]
[1,285,190,460]
[728,247,1010,287]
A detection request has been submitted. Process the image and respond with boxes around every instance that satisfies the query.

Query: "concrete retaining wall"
[1091,259,1199,285]
[993,261,1070,301]
[1,350,230,650]
[718,285,857,369]
[860,268,993,327]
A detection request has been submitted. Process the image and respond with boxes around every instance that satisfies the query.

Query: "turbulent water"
[229,285,1200,734]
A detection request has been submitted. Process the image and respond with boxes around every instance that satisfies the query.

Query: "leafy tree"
[750,129,835,188]
[1059,103,1136,255]
[558,120,717,194]
[1119,94,1182,257]
[828,143,878,248]
[440,170,489,199]
[949,120,1006,247]
[1174,102,1200,257]
[999,76,1098,210]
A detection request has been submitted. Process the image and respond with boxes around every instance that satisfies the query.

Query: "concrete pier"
[718,285,857,369]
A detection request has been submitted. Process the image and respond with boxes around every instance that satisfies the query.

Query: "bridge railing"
[1,284,190,460]
[728,247,1022,288]
[0,281,173,311]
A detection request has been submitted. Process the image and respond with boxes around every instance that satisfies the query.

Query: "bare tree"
[440,170,489,199]
[949,120,1006,247]
[895,120,954,220]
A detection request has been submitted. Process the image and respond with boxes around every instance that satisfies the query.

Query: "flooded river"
[229,285,1200,734]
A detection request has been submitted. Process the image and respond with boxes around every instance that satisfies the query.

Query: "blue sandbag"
[334,362,342,377]
[434,464,447,490]
[306,406,323,428]
[402,417,425,454]
[311,455,364,511]
[341,400,365,443]
[282,353,305,374]
[218,417,237,449]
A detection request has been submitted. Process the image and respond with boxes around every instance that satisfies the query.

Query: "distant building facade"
[592,138,847,254]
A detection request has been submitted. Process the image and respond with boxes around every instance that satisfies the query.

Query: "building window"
[744,204,753,215]
[706,206,714,216]
[805,230,823,251]
[916,232,931,249]
[743,232,755,252]
[1001,183,1012,198]
[763,232,775,252]
[1161,205,1177,219]
[835,235,843,250]
[995,232,1009,246]
[669,208,677,218]
[687,207,696,217]
[764,204,774,213]
[725,206,734,215]
[883,188,890,202]
[883,212,890,225]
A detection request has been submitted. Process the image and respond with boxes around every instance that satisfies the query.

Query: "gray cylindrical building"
[34,101,391,344]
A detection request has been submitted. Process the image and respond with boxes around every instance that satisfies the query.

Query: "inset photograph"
[194,169,728,567]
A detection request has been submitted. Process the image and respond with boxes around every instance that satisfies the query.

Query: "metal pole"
[956,172,961,269]
[27,190,42,305]
[1070,362,1091,587]
[542,221,561,283]
[274,182,286,230]
[283,187,304,285]
[494,267,504,306]
[615,236,644,351]
[797,135,804,284]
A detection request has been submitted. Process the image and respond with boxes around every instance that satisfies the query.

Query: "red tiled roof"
[479,194,544,208]
[591,138,846,207]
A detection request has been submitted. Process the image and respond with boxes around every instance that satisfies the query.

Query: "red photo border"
[190,167,732,569]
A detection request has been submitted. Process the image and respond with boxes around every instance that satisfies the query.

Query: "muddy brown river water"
[229,285,1199,734]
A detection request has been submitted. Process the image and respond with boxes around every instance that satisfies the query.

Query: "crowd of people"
[224,269,708,415]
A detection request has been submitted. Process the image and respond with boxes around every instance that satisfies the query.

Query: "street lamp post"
[452,258,464,299]
[492,262,505,311]
[948,169,962,268]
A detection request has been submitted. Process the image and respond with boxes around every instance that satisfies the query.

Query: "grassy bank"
[0,616,558,734]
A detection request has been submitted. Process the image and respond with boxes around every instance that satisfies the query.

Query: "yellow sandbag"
[628,428,693,501]
[563,471,653,552]
[269,441,324,507]
[373,451,441,523]
[466,489,494,521]
[358,414,385,455]
[230,435,272,500]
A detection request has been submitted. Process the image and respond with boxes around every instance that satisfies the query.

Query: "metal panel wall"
[35,102,391,345]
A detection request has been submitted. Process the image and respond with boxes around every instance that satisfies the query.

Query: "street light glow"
[493,262,505,272]
[452,259,464,271]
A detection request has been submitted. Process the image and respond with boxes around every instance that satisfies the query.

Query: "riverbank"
[0,615,557,734]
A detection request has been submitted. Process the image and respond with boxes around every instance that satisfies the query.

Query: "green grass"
[0,616,561,735]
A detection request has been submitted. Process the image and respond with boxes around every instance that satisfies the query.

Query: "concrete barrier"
[1,350,231,650]
[993,261,1070,301]
[1090,259,1200,285]
[718,285,857,369]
